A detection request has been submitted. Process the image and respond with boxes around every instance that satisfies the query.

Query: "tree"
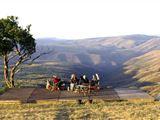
[0,16,36,88]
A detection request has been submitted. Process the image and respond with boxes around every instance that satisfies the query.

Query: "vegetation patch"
[0,87,7,94]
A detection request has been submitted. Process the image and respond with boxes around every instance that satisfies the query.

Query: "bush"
[0,87,6,94]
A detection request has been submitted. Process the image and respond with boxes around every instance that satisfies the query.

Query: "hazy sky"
[1,0,160,39]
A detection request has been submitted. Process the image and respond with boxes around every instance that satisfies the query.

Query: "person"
[82,75,89,84]
[70,74,79,91]
[79,75,89,85]
[90,75,97,86]
[79,76,84,85]
[93,73,100,90]
[52,75,60,85]
[46,80,52,90]
[52,75,63,90]
[95,73,100,85]
[70,74,79,84]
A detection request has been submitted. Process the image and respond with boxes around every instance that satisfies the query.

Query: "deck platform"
[0,88,155,103]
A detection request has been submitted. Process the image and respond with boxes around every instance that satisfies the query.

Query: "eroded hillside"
[124,50,160,96]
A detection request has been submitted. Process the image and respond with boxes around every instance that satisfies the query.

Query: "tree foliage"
[0,16,36,88]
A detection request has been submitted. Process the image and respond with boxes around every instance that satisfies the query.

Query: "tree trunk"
[10,68,15,88]
[9,57,23,88]
[3,54,12,88]
[3,52,31,88]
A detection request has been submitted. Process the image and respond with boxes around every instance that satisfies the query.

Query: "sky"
[0,0,160,39]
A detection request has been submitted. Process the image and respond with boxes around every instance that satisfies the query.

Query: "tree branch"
[11,50,55,75]
[11,53,27,72]
[8,54,18,62]
[29,50,55,64]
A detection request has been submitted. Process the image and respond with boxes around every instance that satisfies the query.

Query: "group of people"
[46,73,100,91]
[69,74,100,91]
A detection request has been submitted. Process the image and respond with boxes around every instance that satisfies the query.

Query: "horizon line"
[35,34,160,40]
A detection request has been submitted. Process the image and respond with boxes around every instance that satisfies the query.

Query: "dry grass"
[124,50,160,97]
[0,100,159,120]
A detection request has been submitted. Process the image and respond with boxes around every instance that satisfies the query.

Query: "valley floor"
[0,101,159,120]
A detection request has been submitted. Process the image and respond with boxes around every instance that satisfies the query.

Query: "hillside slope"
[124,50,160,96]
[134,38,160,52]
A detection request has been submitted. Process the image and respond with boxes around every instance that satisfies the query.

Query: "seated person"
[70,74,79,91]
[52,75,60,84]
[90,73,100,90]
[70,74,79,84]
[95,73,100,85]
[52,75,63,90]
[83,75,89,83]
[46,80,52,90]
[79,75,89,86]
[90,75,97,86]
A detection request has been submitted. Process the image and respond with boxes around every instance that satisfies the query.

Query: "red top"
[53,77,60,84]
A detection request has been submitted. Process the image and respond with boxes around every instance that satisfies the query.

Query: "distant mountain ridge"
[37,34,159,49]
[35,34,160,66]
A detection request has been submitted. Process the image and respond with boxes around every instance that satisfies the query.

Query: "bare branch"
[15,68,21,74]
[8,54,18,62]
[13,50,55,75]
[10,53,28,72]
[29,50,55,64]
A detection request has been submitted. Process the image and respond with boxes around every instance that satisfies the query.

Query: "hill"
[36,35,160,65]
[123,50,160,97]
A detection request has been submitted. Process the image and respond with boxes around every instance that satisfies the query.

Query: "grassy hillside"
[0,100,159,120]
[124,50,160,96]
[134,38,160,52]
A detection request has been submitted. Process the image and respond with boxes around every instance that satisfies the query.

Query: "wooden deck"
[115,88,154,101]
[0,88,154,103]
